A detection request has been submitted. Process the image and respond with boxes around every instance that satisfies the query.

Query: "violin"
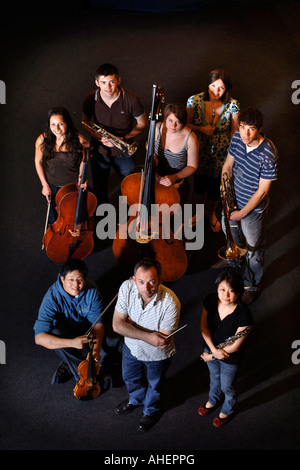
[73,339,100,400]
[42,148,97,262]
[112,84,188,282]
[73,293,118,400]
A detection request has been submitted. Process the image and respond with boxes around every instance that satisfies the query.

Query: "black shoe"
[137,412,161,432]
[99,374,113,394]
[51,361,73,384]
[114,398,139,415]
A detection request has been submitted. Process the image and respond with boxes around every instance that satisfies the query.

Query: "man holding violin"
[112,258,181,432]
[34,259,105,386]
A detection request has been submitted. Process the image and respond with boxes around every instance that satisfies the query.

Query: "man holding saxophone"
[82,63,148,204]
[221,107,278,304]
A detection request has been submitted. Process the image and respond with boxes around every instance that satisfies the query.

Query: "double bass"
[43,148,97,262]
[112,84,188,282]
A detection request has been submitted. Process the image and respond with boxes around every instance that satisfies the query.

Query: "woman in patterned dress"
[187,70,240,232]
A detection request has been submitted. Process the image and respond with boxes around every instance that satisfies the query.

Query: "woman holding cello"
[154,102,199,202]
[35,106,88,224]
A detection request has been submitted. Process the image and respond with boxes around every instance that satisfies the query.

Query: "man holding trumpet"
[221,107,278,304]
[82,63,148,204]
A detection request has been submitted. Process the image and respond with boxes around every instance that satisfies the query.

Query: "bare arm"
[124,112,148,140]
[34,135,51,202]
[112,309,171,349]
[222,153,235,179]
[200,307,229,361]
[34,331,90,350]
[230,178,273,221]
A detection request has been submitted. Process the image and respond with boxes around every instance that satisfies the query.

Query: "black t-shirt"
[82,87,145,157]
[203,293,254,364]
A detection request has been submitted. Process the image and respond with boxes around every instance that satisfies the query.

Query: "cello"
[43,148,97,262]
[112,84,188,282]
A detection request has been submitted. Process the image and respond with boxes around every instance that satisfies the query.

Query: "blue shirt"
[34,275,103,335]
[228,132,278,212]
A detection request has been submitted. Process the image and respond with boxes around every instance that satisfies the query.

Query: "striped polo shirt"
[115,279,181,361]
[228,132,278,212]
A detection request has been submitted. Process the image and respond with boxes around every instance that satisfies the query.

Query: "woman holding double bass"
[113,88,196,282]
[35,106,89,224]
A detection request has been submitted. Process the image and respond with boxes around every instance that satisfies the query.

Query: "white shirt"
[115,279,181,361]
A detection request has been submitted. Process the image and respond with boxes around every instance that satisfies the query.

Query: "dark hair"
[163,102,187,126]
[41,106,82,160]
[215,270,244,297]
[60,259,88,279]
[133,257,162,278]
[203,69,232,104]
[95,63,119,80]
[238,107,263,130]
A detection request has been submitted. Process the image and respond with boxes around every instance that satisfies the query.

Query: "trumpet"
[218,172,247,260]
[81,120,138,156]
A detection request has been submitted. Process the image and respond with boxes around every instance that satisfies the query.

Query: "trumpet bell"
[128,142,138,155]
[218,243,247,260]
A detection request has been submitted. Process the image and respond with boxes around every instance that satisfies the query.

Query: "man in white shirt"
[112,258,181,432]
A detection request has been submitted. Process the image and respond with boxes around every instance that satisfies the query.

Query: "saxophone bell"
[218,172,247,260]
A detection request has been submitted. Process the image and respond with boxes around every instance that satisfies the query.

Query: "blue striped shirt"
[228,132,278,212]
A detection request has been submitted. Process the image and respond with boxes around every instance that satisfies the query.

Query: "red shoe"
[198,403,218,416]
[213,414,232,427]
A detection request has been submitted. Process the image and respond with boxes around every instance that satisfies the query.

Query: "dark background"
[0,0,299,453]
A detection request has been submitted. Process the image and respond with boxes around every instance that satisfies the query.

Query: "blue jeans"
[207,359,239,415]
[122,343,171,416]
[221,210,266,290]
[90,151,135,204]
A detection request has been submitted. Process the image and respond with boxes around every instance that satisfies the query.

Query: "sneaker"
[51,361,73,384]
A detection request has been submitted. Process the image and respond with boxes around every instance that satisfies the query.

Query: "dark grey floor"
[0,0,299,454]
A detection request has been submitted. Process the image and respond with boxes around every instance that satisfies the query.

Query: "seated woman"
[154,102,199,203]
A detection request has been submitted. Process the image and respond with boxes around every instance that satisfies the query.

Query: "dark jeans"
[122,343,171,416]
[90,150,135,204]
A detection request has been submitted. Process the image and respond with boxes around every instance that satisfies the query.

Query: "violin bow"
[85,292,119,337]
[41,200,51,250]
[165,324,187,339]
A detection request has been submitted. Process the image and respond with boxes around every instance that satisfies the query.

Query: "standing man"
[221,107,278,304]
[34,259,105,386]
[82,63,148,203]
[112,258,181,432]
